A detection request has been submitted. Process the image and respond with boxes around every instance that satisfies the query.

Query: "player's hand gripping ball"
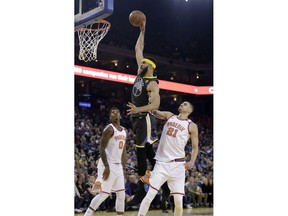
[129,10,146,27]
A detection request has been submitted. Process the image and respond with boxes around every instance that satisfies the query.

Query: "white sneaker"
[75,208,82,213]
[186,204,193,209]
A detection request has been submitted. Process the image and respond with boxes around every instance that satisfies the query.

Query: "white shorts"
[149,161,185,195]
[96,160,125,193]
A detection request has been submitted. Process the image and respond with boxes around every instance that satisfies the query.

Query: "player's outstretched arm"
[135,21,146,72]
[185,123,199,170]
[152,110,173,120]
[100,125,113,180]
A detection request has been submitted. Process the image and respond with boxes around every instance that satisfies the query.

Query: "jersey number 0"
[119,141,124,149]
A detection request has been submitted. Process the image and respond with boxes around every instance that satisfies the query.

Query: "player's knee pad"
[115,191,125,212]
[116,190,125,200]
[173,194,183,208]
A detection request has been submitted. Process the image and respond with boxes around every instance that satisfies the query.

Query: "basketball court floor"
[75,207,213,216]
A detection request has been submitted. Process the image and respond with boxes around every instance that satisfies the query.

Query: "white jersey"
[155,115,192,162]
[95,124,127,193]
[99,123,127,165]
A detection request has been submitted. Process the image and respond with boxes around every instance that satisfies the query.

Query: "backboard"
[75,0,114,30]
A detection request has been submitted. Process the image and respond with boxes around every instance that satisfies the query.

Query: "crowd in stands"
[74,97,213,213]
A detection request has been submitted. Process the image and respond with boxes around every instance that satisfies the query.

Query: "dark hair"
[108,107,119,116]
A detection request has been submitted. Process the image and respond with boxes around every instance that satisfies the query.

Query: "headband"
[143,58,156,69]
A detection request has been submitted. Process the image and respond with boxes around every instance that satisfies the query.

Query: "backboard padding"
[75,0,114,30]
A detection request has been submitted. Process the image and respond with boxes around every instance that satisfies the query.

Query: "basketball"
[129,10,146,27]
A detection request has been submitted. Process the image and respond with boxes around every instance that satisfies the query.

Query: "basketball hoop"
[76,20,111,62]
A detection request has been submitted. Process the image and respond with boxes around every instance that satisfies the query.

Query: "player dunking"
[126,20,170,206]
[84,107,127,216]
[137,101,199,216]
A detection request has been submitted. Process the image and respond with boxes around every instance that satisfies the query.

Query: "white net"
[77,20,111,62]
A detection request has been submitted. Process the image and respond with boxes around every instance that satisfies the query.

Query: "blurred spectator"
[85,175,98,203]
[201,177,212,207]
[205,178,213,207]
[185,176,207,208]
[75,175,84,213]
[125,174,138,204]
[76,176,90,210]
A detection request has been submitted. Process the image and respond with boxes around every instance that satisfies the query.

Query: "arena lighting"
[79,101,91,108]
[74,65,213,95]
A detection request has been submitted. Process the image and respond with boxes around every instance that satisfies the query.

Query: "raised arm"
[185,122,199,170]
[99,125,113,180]
[135,22,146,72]
[127,80,160,114]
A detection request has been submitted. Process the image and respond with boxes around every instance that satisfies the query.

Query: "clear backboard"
[75,0,114,30]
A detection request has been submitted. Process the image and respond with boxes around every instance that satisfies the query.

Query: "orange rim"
[77,19,111,32]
